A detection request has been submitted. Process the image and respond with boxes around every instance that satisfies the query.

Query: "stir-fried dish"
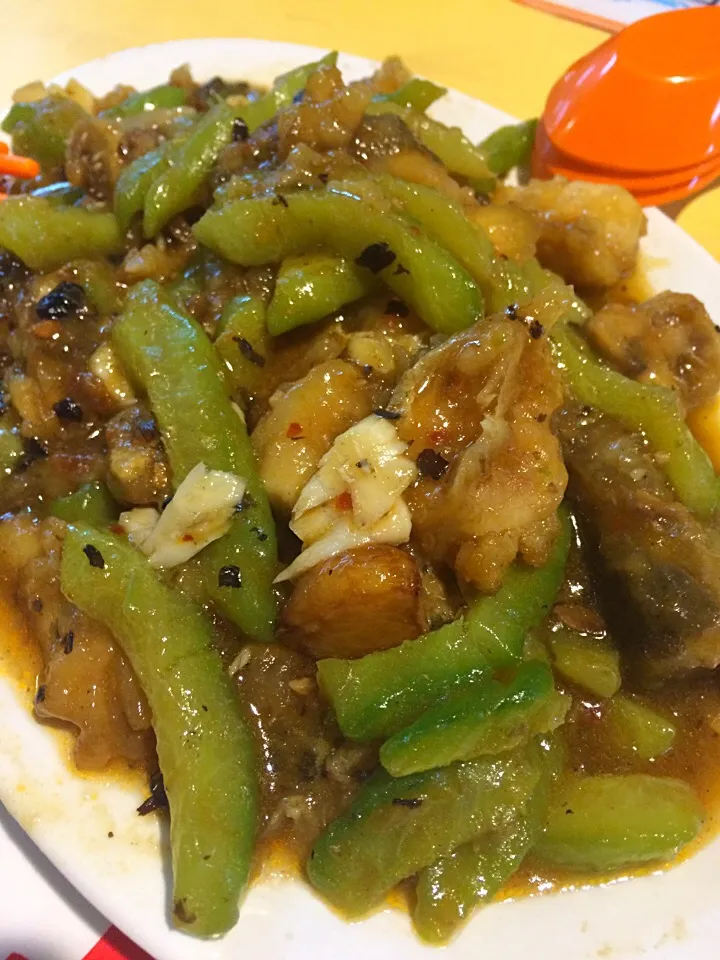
[1,53,720,942]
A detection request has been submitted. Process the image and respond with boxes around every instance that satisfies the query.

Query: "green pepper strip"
[50,481,117,527]
[318,511,571,742]
[194,185,481,335]
[141,52,337,237]
[413,736,559,943]
[551,323,719,517]
[374,77,447,113]
[113,280,277,640]
[2,97,88,169]
[547,623,621,699]
[266,252,372,336]
[604,695,676,761]
[239,50,338,132]
[379,661,568,776]
[215,294,268,394]
[0,197,123,271]
[143,100,238,237]
[479,119,538,177]
[69,260,122,316]
[61,525,258,937]
[100,83,188,120]
[114,141,173,233]
[535,774,703,871]
[366,100,495,191]
[375,173,522,314]
[307,741,545,916]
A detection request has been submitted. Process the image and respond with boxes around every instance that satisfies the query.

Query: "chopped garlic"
[130,463,246,568]
[276,500,412,582]
[89,343,136,408]
[118,506,160,548]
[62,78,96,114]
[346,332,396,376]
[275,414,417,581]
[294,415,417,528]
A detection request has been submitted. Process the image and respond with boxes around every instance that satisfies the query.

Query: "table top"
[1,0,718,258]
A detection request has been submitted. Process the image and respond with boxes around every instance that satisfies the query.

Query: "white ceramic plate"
[2,37,720,960]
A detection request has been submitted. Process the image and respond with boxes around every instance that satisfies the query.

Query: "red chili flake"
[286,421,304,439]
[429,428,448,445]
[181,533,195,543]
[109,523,126,536]
[335,491,353,511]
[31,319,63,339]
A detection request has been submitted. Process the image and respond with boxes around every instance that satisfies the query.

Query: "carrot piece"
[0,154,41,179]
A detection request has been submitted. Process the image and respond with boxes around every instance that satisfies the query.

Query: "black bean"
[391,797,423,808]
[16,437,48,472]
[35,282,86,321]
[416,448,450,480]
[373,408,401,421]
[385,298,409,318]
[27,437,48,459]
[53,397,83,422]
[234,337,265,367]
[235,491,256,513]
[31,597,43,613]
[232,117,249,142]
[83,544,105,569]
[250,526,268,542]
[505,302,519,320]
[355,242,396,274]
[218,565,242,588]
[0,249,29,289]
[529,319,544,339]
[35,684,46,704]
[137,770,169,816]
[62,630,75,655]
[173,899,197,925]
